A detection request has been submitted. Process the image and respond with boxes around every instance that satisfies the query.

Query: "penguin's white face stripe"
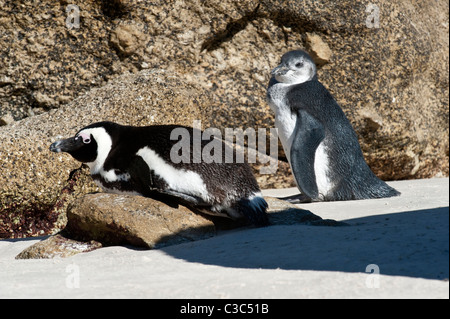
[81,127,130,183]
[136,147,210,201]
[80,127,113,175]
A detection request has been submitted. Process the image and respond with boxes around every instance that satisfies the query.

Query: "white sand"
[0,178,448,299]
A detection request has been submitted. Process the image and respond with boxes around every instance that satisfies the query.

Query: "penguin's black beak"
[271,65,289,77]
[50,136,84,153]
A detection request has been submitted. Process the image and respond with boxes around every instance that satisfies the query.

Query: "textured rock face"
[1,0,447,179]
[0,0,448,238]
[64,193,217,249]
[199,0,449,180]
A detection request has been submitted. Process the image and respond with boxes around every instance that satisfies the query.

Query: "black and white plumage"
[267,50,400,202]
[50,121,269,226]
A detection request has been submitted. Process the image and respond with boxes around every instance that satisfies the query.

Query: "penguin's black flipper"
[290,109,325,200]
[127,155,155,197]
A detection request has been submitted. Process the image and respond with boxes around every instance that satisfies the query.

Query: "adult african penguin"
[50,121,269,226]
[267,50,400,202]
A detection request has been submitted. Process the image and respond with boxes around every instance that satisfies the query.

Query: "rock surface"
[1,0,447,180]
[15,194,342,259]
[15,234,102,259]
[64,193,217,249]
[1,0,448,238]
[62,194,334,249]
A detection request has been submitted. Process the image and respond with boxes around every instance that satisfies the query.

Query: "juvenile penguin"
[50,121,269,226]
[267,50,400,202]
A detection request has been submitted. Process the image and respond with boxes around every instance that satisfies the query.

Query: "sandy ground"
[0,178,448,299]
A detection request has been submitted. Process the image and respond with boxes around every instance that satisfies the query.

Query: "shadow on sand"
[161,207,449,280]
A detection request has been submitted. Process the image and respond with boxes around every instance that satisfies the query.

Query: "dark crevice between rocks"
[201,3,262,52]
[200,2,340,53]
[98,0,131,19]
[271,12,325,34]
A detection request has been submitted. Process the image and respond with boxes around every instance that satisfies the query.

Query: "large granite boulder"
[1,0,448,239]
[64,193,217,249]
[1,0,448,180]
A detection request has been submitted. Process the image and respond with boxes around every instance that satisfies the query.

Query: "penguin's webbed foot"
[278,193,313,204]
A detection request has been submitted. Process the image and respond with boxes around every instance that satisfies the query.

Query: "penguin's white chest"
[268,82,333,198]
[267,83,297,160]
[274,109,297,162]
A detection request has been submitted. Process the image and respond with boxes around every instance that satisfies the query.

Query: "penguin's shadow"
[160,207,449,280]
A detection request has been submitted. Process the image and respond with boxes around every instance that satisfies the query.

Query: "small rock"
[15,234,102,259]
[266,197,321,225]
[110,24,147,57]
[0,113,14,126]
[34,92,55,107]
[64,193,217,249]
[64,194,345,247]
[305,32,333,67]
[0,76,13,86]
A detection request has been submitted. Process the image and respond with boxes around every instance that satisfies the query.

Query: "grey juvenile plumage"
[267,50,400,202]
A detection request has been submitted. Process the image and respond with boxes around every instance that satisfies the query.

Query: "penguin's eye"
[77,133,91,144]
[295,62,304,68]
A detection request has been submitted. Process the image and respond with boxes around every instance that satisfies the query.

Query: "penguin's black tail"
[356,167,402,200]
[236,195,270,227]
[330,173,401,201]
[367,179,401,199]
